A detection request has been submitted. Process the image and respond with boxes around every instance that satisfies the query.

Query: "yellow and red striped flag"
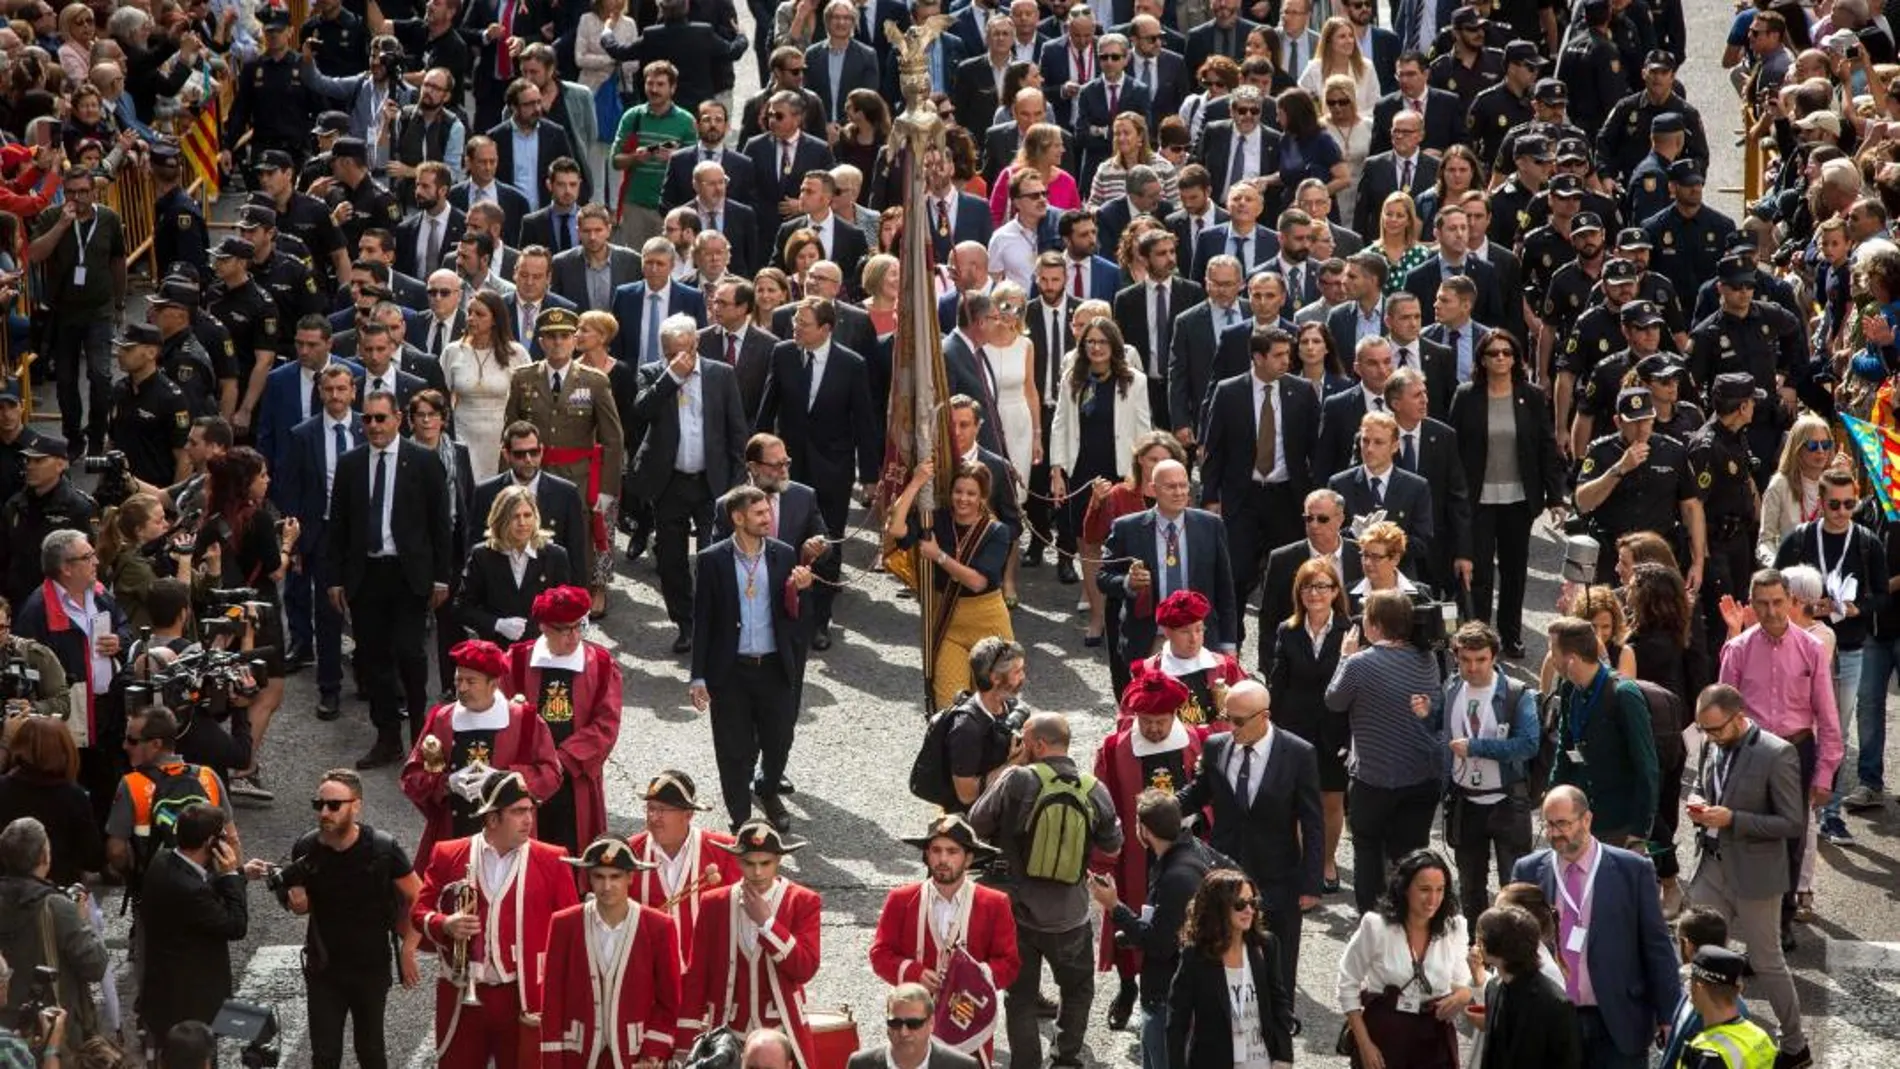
[179,92,221,200]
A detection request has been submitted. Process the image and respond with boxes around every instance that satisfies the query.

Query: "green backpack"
[1020,764,1098,884]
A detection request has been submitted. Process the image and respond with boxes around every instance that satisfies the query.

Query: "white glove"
[448,762,488,801]
[495,617,527,641]
[594,493,616,514]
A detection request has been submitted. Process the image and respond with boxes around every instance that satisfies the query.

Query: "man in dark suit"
[447,136,534,247]
[922,150,995,265]
[947,394,1022,543]
[136,803,256,1045]
[257,319,364,478]
[1123,14,1187,119]
[1353,111,1439,240]
[1114,227,1203,422]
[1383,291,1457,421]
[1191,182,1279,283]
[1098,459,1238,676]
[703,277,780,418]
[1467,205,1527,341]
[1257,488,1363,667]
[804,1,881,127]
[503,250,581,359]
[845,987,980,1069]
[1167,257,1246,438]
[1512,785,1682,1069]
[690,485,816,832]
[768,261,876,358]
[738,52,829,144]
[632,312,751,652]
[662,100,761,212]
[772,172,871,294]
[393,164,467,287]
[1367,55,1464,155]
[348,321,428,416]
[596,0,750,113]
[551,206,643,312]
[462,0,547,131]
[940,296,1008,457]
[470,422,592,581]
[1073,36,1152,186]
[414,270,469,357]
[1166,172,1229,257]
[1094,174,1174,263]
[1312,335,1392,482]
[1057,208,1121,304]
[954,16,1018,134]
[1197,90,1279,205]
[368,303,448,400]
[516,158,589,254]
[278,363,364,715]
[1038,10,1101,130]
[741,93,837,246]
[611,242,710,366]
[486,82,585,213]
[1384,366,1472,598]
[945,0,1003,57]
[685,160,763,278]
[1199,325,1320,628]
[1021,262,1074,570]
[753,297,880,649]
[324,390,452,766]
[1182,0,1256,74]
[1174,678,1322,992]
[1402,204,1506,332]
[1327,410,1436,575]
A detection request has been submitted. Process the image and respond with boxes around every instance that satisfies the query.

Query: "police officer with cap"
[254,148,352,291]
[0,379,46,506]
[1572,297,1670,453]
[107,323,192,488]
[1490,133,1551,249]
[1520,183,1588,310]
[1602,52,1709,183]
[1624,110,1693,226]
[1575,385,1707,588]
[299,112,355,193]
[1554,257,1645,449]
[246,193,317,268]
[207,236,283,439]
[1541,211,1611,339]
[1525,139,1623,235]
[1636,352,1703,439]
[223,8,316,183]
[165,271,242,395]
[300,0,369,78]
[1686,253,1806,486]
[1559,0,1625,135]
[1688,373,1764,622]
[1678,947,1777,1069]
[1691,231,1800,325]
[1613,226,1690,338]
[150,277,223,419]
[238,201,324,359]
[151,140,208,282]
[1467,40,1541,166]
[0,436,95,606]
[1644,159,1738,303]
[326,137,403,254]
[1429,7,1506,110]
[1494,79,1588,176]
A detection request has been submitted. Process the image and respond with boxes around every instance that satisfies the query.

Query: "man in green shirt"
[613,60,696,252]
[28,168,127,454]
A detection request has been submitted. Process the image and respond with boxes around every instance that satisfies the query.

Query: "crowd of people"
[0,0,1890,1066]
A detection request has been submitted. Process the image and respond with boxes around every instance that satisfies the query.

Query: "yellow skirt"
[932,590,1016,709]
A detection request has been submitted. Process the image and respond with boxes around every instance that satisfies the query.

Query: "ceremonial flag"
[934,946,1001,1060]
[179,89,221,200]
[1840,411,1900,520]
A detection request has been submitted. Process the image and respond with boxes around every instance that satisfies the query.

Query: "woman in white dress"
[441,290,531,481]
[1298,16,1379,119]
[985,281,1039,606]
[1319,73,1373,227]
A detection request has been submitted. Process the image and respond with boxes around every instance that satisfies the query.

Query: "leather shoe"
[672,629,692,654]
[354,735,402,770]
[1022,544,1045,567]
[1106,981,1136,1030]
[315,695,341,722]
[755,774,796,796]
[1774,1048,1813,1069]
[1501,639,1527,659]
[811,630,832,651]
[757,792,793,833]
[283,645,313,673]
[1055,556,1079,584]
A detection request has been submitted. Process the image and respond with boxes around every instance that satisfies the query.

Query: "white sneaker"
[228,775,275,803]
[1842,785,1885,811]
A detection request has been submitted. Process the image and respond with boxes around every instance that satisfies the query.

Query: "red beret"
[1155,590,1211,630]
[450,639,509,680]
[531,585,591,625]
[1121,670,1190,718]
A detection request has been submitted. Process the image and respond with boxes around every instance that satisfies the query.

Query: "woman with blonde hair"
[97,493,179,630]
[1372,191,1432,295]
[1350,520,1424,607]
[457,485,573,646]
[442,289,531,480]
[1089,112,1179,206]
[1319,73,1373,225]
[55,3,93,86]
[1758,413,1840,565]
[1268,556,1351,891]
[1052,317,1153,646]
[1298,16,1377,116]
[988,122,1081,225]
[862,253,900,336]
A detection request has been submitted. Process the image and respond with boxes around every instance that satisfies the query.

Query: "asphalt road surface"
[73,3,1900,1068]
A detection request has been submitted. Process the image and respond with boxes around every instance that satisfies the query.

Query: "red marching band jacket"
[506,639,625,849]
[869,881,1021,1066]
[628,828,744,972]
[540,900,682,1069]
[1090,719,1210,969]
[400,698,565,869]
[680,880,823,1069]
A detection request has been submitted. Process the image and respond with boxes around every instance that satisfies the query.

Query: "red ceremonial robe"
[679,880,822,1069]
[401,698,565,869]
[628,828,744,972]
[1122,651,1246,730]
[541,900,681,1069]
[1090,719,1208,970]
[868,880,1020,1067]
[507,638,625,849]
[414,835,582,1069]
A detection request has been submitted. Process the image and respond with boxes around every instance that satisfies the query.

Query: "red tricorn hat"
[1121,670,1190,717]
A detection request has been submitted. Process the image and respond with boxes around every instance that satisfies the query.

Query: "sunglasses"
[427,287,457,297]
[362,412,394,423]
[1224,708,1263,727]
[1100,52,1126,60]
[1232,897,1260,911]
[1481,347,1515,358]
[1302,513,1333,524]
[1017,189,1049,200]
[312,798,351,812]
[1231,106,1261,116]
[1802,439,1833,452]
[511,446,544,458]
[1825,497,1858,511]
[1326,98,1351,107]
[887,1017,931,1031]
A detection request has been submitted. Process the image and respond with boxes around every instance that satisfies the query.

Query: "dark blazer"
[1096,194,1175,261]
[277,410,365,536]
[661,147,760,213]
[1313,383,1374,482]
[711,480,826,547]
[1368,89,1465,155]
[970,444,1023,536]
[599,19,748,112]
[1403,255,1505,335]
[394,207,468,281]
[256,360,364,477]
[921,190,993,265]
[1365,26,1402,93]
[324,438,454,599]
[1114,276,1203,396]
[1183,18,1261,76]
[455,541,573,644]
[803,38,881,125]
[939,329,1007,456]
[393,346,449,398]
[1191,221,1280,283]
[1472,243,1526,339]
[1024,296,1074,416]
[1037,37,1096,128]
[1166,938,1295,1069]
[693,198,763,278]
[550,245,642,311]
[414,308,469,357]
[738,86,828,145]
[1479,972,1584,1069]
[517,203,584,255]
[769,302,876,368]
[772,215,870,295]
[1420,321,1487,384]
[1165,205,1229,261]
[740,132,837,232]
[953,56,1008,135]
[503,291,580,359]
[1127,47,1189,120]
[1258,540,1362,668]
[1400,416,1473,587]
[1446,380,1565,514]
[485,120,587,208]
[385,269,430,312]
[1511,843,1682,1060]
[1098,507,1238,660]
[469,472,589,574]
[1198,373,1320,512]
[1324,302,1382,377]
[351,361,427,411]
[1102,836,1226,1002]
[1075,77,1153,182]
[753,340,881,487]
[701,323,779,419]
[1353,151,1440,240]
[1198,121,1281,202]
[608,280,709,366]
[1388,335,1456,422]
[979,121,1019,187]
[1166,299,1243,432]
[136,849,249,1040]
[844,1047,976,1069]
[691,535,811,682]
[447,180,533,246]
[629,357,750,501]
[1328,463,1436,572]
[442,440,478,562]
[1174,728,1324,902]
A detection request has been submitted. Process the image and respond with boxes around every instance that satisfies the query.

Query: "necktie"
[307,375,321,419]
[1397,345,1411,368]
[1402,431,1417,471]
[804,349,817,409]
[1224,305,1238,328]
[709,208,721,234]
[1232,232,1250,271]
[1449,328,1461,372]
[1371,474,1384,505]
[1075,47,1089,83]
[1228,137,1247,190]
[423,215,440,277]
[429,319,445,356]
[1154,284,1169,347]
[1108,81,1119,113]
[1401,157,1413,192]
[1255,382,1277,477]
[523,303,537,345]
[1289,262,1304,301]
[780,141,792,176]
[646,294,661,366]
[1373,397,1387,411]
[1234,742,1254,804]
[332,422,346,464]
[1408,96,1422,114]
[551,369,562,395]
[726,331,738,364]
[1143,58,1155,87]
[1560,860,1586,1001]
[936,199,951,237]
[1071,262,1085,299]
[372,376,386,395]
[371,449,389,544]
[1162,520,1183,595]
[1289,36,1301,73]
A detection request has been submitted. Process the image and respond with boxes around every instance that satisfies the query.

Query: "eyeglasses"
[755,458,792,470]
[427,287,457,297]
[311,798,352,812]
[1231,897,1260,911]
[1016,189,1048,200]
[1695,712,1742,737]
[1100,52,1126,60]
[1302,513,1333,524]
[65,551,97,564]
[1361,550,1392,563]
[510,446,544,458]
[1303,582,1338,593]
[362,412,394,423]
[411,408,443,420]
[1802,439,1833,452]
[887,1017,930,1031]
[1825,497,1858,511]
[1224,708,1264,727]
[1230,106,1261,116]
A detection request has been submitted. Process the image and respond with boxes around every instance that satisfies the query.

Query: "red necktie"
[726,331,738,364]
[1071,262,1085,298]
[1408,97,1421,114]
[496,0,515,79]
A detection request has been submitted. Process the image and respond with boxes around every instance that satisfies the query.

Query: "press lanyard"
[1568,667,1609,746]
[73,217,97,255]
[1555,841,1603,920]
[1814,525,1849,584]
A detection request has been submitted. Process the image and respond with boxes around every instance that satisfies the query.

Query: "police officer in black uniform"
[160,272,241,394]
[300,0,369,78]
[1624,112,1692,229]
[1612,228,1689,339]
[1687,373,1764,631]
[1686,255,1806,487]
[1576,298,1670,446]
[256,149,351,293]
[152,279,224,419]
[107,323,192,489]
[1429,7,1506,110]
[1599,52,1709,184]
[1690,231,1801,325]
[151,141,209,284]
[1557,0,1625,136]
[238,202,325,359]
[206,237,283,441]
[1555,257,1642,454]
[0,381,45,507]
[1490,134,1551,249]
[245,193,317,272]
[1574,386,1707,587]
[223,9,316,181]
[1540,211,1609,342]
[299,113,353,193]
[326,138,403,256]
[1431,2,1513,55]
[1643,160,1737,305]
[1520,139,1623,238]
[0,437,95,607]
[1636,352,1704,441]
[1467,41,1541,168]
[1494,81,1588,178]
[1521,180,1586,305]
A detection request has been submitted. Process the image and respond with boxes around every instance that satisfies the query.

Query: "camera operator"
[1,440,96,611]
[0,817,106,1057]
[1324,588,1446,915]
[0,597,70,731]
[275,769,420,1069]
[122,580,253,783]
[135,804,269,1057]
[102,704,231,885]
[942,637,1027,814]
[0,950,68,1069]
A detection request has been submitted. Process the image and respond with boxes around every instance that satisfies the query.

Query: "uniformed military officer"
[255,149,352,292]
[1467,41,1541,168]
[0,381,46,507]
[1429,7,1506,110]
[1636,352,1704,440]
[1599,52,1710,183]
[1643,160,1737,305]
[1574,386,1706,589]
[298,112,353,193]
[1687,373,1763,627]
[325,137,403,255]
[1677,947,1778,1069]
[1493,81,1589,178]
[107,323,192,489]
[1691,232,1800,325]
[1520,180,1587,307]
[300,0,369,78]
[0,437,96,607]
[1685,255,1806,485]
[500,307,628,615]
[237,202,324,359]
[1517,139,1623,238]
[1573,298,1668,451]
[206,237,283,441]
[151,141,208,283]
[1540,211,1608,343]
[222,9,316,182]
[1557,0,1625,136]
[1489,134,1551,250]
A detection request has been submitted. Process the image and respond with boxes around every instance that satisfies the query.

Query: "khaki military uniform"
[503,361,627,590]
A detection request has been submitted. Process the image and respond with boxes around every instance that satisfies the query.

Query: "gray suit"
[550,245,642,311]
[845,1045,978,1069]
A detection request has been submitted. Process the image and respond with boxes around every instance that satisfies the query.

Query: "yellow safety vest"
[1682,1019,1778,1069]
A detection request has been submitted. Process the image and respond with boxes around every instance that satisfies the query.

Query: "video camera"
[211,999,280,1069]
[0,652,40,703]
[122,628,267,725]
[12,965,56,1044]
[201,587,270,645]
[1408,596,1457,654]
[82,450,134,508]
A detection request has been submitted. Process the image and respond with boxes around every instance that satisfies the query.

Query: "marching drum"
[807,1008,861,1069]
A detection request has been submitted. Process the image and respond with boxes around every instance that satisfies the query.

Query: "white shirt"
[1450,674,1505,801]
[368,442,399,555]
[517,299,542,345]
[322,414,354,519]
[363,364,397,397]
[1393,149,1423,190]
[1337,912,1469,1014]
[808,212,837,259]
[988,218,1039,289]
[299,366,322,419]
[1231,127,1264,184]
[737,878,786,958]
[670,362,706,473]
[507,544,537,586]
[589,906,630,967]
[1253,374,1287,482]
[929,885,960,946]
[802,339,832,409]
[54,585,114,694]
[467,180,501,207]
[1361,388,1388,416]
[1225,725,1275,806]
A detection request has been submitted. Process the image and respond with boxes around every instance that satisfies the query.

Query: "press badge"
[73,264,86,286]
[1396,992,1424,1014]
[1566,925,1588,954]
[1566,748,1586,765]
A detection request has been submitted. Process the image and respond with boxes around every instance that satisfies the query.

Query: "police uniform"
[152,142,211,283]
[225,42,314,174]
[331,138,404,253]
[253,250,324,357]
[1558,299,1634,385]
[1429,46,1505,111]
[275,195,346,291]
[1579,396,1700,582]
[1678,949,1777,1069]
[0,387,40,505]
[1490,175,1542,250]
[1544,258,1605,339]
[301,7,369,78]
[207,243,283,413]
[1625,151,1681,226]
[1685,285,1805,483]
[1644,196,1737,305]
[1468,82,1534,169]
[1,457,96,606]
[1494,116,1588,179]
[1559,28,1624,135]
[1519,181,1624,240]
[1520,221,1582,311]
[108,364,192,489]
[1686,387,1760,617]
[159,327,220,419]
[190,311,240,391]
[1579,349,1641,432]
[1600,94,1709,183]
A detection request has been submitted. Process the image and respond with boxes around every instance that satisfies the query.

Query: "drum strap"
[913,880,975,974]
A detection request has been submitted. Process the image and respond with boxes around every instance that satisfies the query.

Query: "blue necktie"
[332,422,346,461]
[370,449,389,547]
[645,294,661,364]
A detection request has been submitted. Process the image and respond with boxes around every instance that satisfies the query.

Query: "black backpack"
[909,701,975,810]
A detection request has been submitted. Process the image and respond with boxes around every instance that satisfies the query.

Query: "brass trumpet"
[454,881,481,1006]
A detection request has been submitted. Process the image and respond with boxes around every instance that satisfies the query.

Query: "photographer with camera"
[939,637,1028,815]
[122,580,256,783]
[1,440,96,611]
[96,495,193,631]
[0,818,106,1057]
[275,769,420,1069]
[0,598,69,733]
[0,950,68,1069]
